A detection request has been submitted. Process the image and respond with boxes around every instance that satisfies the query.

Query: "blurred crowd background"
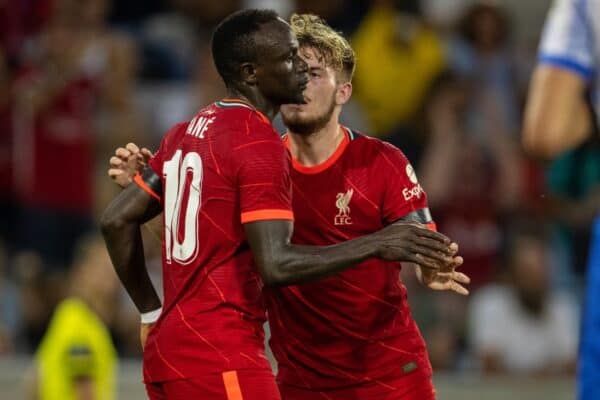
[0,0,597,388]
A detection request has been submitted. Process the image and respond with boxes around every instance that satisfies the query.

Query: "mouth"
[283,99,308,109]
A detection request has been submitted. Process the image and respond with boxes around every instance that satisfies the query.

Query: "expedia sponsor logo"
[402,184,424,201]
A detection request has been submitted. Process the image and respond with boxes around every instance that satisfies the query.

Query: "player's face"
[254,19,309,105]
[280,47,342,135]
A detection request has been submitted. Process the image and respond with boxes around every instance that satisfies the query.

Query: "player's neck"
[287,118,344,167]
[225,88,279,122]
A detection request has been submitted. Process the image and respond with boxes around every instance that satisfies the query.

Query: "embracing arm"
[108,145,457,287]
[100,168,162,313]
[244,219,454,286]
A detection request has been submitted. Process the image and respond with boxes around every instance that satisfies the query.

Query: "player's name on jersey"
[186,116,215,139]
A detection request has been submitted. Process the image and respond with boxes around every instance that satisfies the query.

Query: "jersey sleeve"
[148,124,182,177]
[538,0,595,80]
[232,123,293,224]
[378,143,434,228]
[141,123,188,200]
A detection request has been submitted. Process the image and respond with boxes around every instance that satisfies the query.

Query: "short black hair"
[211,9,280,87]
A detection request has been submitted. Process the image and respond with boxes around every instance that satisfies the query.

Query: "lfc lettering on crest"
[335,189,353,225]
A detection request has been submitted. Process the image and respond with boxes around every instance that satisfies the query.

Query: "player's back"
[267,129,432,391]
[143,99,293,383]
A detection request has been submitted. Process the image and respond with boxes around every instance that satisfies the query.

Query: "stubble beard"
[282,91,337,135]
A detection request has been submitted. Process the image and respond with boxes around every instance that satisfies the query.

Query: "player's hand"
[108,143,153,188]
[375,222,458,270]
[140,322,155,349]
[416,246,470,295]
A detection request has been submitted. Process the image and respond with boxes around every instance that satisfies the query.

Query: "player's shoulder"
[214,99,274,130]
[346,127,410,164]
[158,120,191,150]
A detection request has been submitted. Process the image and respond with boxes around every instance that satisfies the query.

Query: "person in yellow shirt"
[29,236,119,400]
[352,0,446,135]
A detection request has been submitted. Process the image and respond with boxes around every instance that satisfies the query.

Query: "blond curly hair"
[290,13,356,82]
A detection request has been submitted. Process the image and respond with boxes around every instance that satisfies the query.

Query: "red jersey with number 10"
[141,99,293,383]
[267,128,433,392]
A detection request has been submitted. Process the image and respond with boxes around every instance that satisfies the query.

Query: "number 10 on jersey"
[163,150,203,265]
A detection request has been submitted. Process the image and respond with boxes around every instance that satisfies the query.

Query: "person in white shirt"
[469,229,578,375]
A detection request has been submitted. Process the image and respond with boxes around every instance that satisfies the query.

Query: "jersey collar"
[283,126,351,174]
[215,98,270,124]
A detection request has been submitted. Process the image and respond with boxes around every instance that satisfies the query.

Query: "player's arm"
[396,216,468,295]
[523,65,592,158]
[244,219,456,286]
[379,143,469,294]
[238,124,460,285]
[100,167,162,316]
[108,143,163,240]
[522,0,595,158]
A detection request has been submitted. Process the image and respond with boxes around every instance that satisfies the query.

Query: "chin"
[282,116,317,135]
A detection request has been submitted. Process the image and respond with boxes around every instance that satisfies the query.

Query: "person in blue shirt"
[523,1,600,399]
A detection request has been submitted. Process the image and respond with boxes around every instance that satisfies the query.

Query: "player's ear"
[336,81,352,105]
[240,62,258,86]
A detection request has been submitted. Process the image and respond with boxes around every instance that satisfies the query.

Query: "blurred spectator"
[447,2,521,139]
[108,0,166,28]
[419,76,523,289]
[0,48,15,249]
[136,11,198,81]
[0,241,20,355]
[420,0,470,31]
[295,0,370,35]
[12,0,140,270]
[171,0,242,27]
[245,0,295,18]
[13,21,97,270]
[469,227,578,375]
[14,251,54,352]
[0,0,54,64]
[352,0,445,136]
[28,236,119,400]
[134,42,226,144]
[545,139,600,278]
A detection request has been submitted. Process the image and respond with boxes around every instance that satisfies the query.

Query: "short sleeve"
[232,123,293,224]
[147,139,165,177]
[142,123,188,200]
[148,123,185,177]
[538,0,595,79]
[378,143,432,225]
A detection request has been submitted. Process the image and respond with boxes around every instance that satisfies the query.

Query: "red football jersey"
[13,68,97,213]
[267,127,433,391]
[141,99,293,382]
